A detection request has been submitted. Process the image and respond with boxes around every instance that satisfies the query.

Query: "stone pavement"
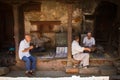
[4,71,72,77]
[3,66,118,77]
[0,71,110,80]
[0,76,110,80]
[0,67,9,76]
[0,70,120,80]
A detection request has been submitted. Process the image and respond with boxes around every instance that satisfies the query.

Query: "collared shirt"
[72,40,85,55]
[18,39,31,59]
[83,37,95,47]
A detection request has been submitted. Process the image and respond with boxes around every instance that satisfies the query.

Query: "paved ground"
[0,71,120,80]
[0,76,110,80]
[0,71,109,80]
[4,71,72,77]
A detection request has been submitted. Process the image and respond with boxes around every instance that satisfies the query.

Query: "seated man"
[83,32,96,52]
[83,32,95,47]
[18,34,36,77]
[72,36,91,69]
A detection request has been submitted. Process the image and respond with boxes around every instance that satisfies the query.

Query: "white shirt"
[83,37,95,47]
[18,39,31,59]
[72,40,85,55]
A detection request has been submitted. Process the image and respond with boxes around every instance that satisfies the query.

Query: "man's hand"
[84,48,91,52]
[29,46,33,50]
[22,46,33,52]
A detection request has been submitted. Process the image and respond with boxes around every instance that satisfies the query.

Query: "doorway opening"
[0,2,14,52]
[94,1,118,56]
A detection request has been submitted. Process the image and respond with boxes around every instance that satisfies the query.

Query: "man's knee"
[30,56,36,62]
[33,57,36,62]
[22,56,29,61]
[23,58,30,63]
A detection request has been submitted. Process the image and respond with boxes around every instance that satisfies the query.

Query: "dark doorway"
[94,1,118,50]
[0,2,14,51]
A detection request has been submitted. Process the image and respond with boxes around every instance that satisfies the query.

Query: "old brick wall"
[23,1,79,48]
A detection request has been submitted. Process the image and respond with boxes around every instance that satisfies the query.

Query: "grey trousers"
[73,53,90,66]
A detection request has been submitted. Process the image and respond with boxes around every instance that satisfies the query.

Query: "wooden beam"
[30,21,61,25]
[22,2,41,12]
[13,4,20,60]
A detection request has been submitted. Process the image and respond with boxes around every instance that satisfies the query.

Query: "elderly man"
[83,32,95,48]
[18,34,36,77]
[72,36,91,69]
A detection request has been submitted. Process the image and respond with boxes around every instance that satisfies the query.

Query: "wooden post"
[66,4,79,73]
[13,4,20,60]
[67,4,73,67]
[118,27,120,57]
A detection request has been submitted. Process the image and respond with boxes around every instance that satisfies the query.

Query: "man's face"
[76,38,80,42]
[87,33,92,39]
[25,35,31,42]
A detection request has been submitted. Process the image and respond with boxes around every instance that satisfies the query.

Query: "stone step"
[66,66,117,76]
[11,59,67,71]
[10,58,113,71]
[5,71,72,77]
[0,67,9,76]
[90,58,113,66]
[65,67,79,74]
[79,67,100,75]
[100,65,117,76]
[3,70,113,79]
[113,61,120,67]
[113,59,120,74]
[117,68,120,74]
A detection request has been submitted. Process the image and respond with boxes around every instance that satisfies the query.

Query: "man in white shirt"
[19,34,36,76]
[72,36,91,69]
[83,32,95,47]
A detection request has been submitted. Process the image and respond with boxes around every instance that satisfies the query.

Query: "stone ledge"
[65,67,79,74]
[79,67,100,75]
[0,67,9,75]
[12,58,114,71]
[117,67,120,74]
[100,65,117,75]
[113,61,120,67]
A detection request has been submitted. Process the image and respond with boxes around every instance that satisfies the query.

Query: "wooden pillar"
[118,27,120,57]
[67,4,73,67]
[13,4,20,60]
